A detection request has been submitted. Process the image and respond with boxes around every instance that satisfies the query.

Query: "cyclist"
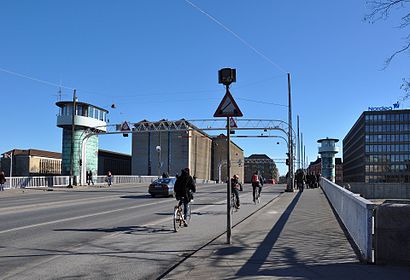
[174,167,196,227]
[251,171,264,203]
[230,174,242,209]
[295,169,306,192]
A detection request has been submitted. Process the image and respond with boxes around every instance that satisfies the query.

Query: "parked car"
[148,177,176,197]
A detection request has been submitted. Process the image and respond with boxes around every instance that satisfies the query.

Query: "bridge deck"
[165,187,410,279]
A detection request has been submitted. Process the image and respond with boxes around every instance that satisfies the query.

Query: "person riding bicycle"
[251,171,263,203]
[230,174,242,209]
[295,169,306,192]
[174,167,196,227]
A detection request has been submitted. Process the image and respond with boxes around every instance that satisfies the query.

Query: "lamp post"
[156,145,162,178]
[286,73,294,192]
[68,89,77,188]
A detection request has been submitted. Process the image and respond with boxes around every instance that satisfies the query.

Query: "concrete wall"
[132,131,191,178]
[189,130,212,180]
[321,178,375,262]
[375,201,410,265]
[211,137,244,183]
[345,183,410,199]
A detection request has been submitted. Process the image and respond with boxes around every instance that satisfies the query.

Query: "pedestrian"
[162,172,169,178]
[251,171,263,203]
[174,168,196,227]
[231,174,242,208]
[87,170,94,185]
[0,171,6,191]
[106,171,112,186]
[316,173,321,187]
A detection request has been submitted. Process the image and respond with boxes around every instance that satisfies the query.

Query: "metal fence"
[1,175,216,189]
[321,178,375,263]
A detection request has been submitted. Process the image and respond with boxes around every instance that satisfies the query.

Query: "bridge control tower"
[318,137,339,182]
[56,101,108,185]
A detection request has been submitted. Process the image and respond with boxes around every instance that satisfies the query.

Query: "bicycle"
[230,191,239,214]
[253,185,261,204]
[173,198,191,232]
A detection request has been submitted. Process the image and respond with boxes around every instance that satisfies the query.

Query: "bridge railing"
[2,175,216,189]
[321,178,375,263]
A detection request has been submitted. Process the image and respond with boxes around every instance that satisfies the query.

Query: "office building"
[343,109,410,183]
[244,154,278,183]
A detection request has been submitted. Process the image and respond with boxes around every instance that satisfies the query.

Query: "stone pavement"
[164,188,410,279]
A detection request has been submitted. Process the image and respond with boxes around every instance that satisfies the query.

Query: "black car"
[148,177,176,197]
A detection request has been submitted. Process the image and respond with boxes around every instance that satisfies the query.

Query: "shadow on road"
[54,224,174,235]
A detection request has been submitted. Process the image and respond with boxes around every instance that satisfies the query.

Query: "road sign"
[214,89,243,117]
[120,121,131,132]
[229,117,237,128]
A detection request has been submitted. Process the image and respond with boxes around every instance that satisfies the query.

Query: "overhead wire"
[184,0,288,74]
[0,67,75,91]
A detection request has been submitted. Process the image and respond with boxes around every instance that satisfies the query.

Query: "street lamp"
[156,145,161,178]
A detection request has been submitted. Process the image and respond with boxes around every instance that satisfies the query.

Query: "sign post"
[214,68,242,244]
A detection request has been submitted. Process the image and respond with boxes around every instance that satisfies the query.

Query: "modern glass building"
[343,109,410,183]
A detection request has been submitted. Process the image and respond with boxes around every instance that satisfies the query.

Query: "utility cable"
[184,0,288,74]
[0,67,75,91]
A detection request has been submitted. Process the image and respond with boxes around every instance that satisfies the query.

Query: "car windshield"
[154,178,175,184]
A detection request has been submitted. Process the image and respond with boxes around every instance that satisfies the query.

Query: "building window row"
[365,133,410,143]
[367,154,410,163]
[39,159,62,174]
[365,144,410,153]
[366,174,410,183]
[60,105,107,122]
[365,113,408,122]
[365,164,409,173]
[365,124,410,133]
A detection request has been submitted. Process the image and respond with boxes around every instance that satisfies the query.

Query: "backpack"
[251,174,259,183]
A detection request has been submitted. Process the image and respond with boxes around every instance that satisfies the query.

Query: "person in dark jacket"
[231,174,242,208]
[174,168,196,226]
[0,171,6,191]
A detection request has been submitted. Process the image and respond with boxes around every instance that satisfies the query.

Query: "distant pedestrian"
[87,170,94,185]
[316,173,321,187]
[106,171,112,186]
[0,171,6,191]
[162,172,169,178]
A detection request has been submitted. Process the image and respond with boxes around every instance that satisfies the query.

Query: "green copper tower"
[318,137,339,183]
[56,101,108,185]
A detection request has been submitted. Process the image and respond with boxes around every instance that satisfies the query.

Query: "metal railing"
[3,176,70,188]
[1,175,216,189]
[321,178,375,263]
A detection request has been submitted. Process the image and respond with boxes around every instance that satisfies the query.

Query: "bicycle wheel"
[173,206,182,232]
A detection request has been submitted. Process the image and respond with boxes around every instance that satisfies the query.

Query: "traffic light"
[286,158,289,165]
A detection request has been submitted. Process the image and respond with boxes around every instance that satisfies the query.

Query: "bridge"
[0,177,409,279]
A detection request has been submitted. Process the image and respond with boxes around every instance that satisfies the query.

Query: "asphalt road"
[0,183,284,280]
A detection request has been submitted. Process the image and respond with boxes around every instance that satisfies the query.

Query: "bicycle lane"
[2,185,284,280]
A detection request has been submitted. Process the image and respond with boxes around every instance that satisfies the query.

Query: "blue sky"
[0,0,407,176]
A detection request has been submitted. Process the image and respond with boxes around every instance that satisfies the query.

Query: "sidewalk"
[164,188,410,279]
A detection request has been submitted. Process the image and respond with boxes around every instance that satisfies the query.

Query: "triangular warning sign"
[120,121,131,131]
[213,89,243,117]
[230,117,238,128]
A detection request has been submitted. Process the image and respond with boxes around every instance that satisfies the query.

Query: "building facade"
[98,150,131,176]
[244,154,278,183]
[132,120,212,180]
[307,157,343,184]
[211,135,244,183]
[343,109,410,183]
[1,149,62,176]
